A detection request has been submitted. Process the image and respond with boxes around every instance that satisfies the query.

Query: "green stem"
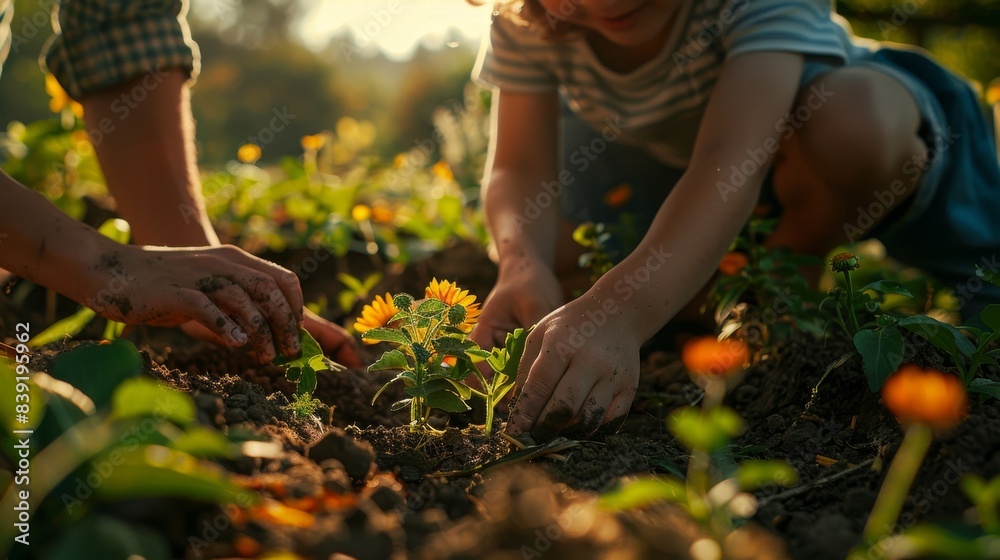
[862,424,933,542]
[410,361,424,430]
[843,270,861,335]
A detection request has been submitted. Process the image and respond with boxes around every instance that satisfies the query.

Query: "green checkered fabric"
[44,0,200,99]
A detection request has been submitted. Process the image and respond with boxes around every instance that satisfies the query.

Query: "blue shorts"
[560,46,1000,319]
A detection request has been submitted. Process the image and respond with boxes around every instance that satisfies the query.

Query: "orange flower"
[233,535,261,558]
[987,78,1000,106]
[237,143,262,164]
[603,183,633,207]
[248,500,315,529]
[881,365,967,430]
[432,161,454,182]
[301,134,325,151]
[682,337,749,377]
[371,203,395,224]
[425,278,481,332]
[830,252,861,273]
[354,293,399,340]
[718,252,749,276]
[45,74,83,118]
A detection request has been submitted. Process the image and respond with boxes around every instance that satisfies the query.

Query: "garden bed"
[4,242,999,560]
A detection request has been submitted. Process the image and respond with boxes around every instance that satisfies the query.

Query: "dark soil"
[5,241,999,560]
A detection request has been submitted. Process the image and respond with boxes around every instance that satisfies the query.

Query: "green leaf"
[415,298,448,317]
[95,445,257,505]
[391,398,412,411]
[853,327,905,392]
[598,476,687,511]
[445,378,473,400]
[50,339,144,409]
[274,329,332,373]
[899,315,977,357]
[361,327,411,345]
[412,342,432,363]
[372,375,404,405]
[859,280,913,298]
[296,368,317,396]
[337,272,366,294]
[29,307,97,348]
[0,358,47,431]
[668,406,745,453]
[425,390,471,413]
[737,461,799,490]
[170,426,238,458]
[111,377,196,426]
[368,349,410,372]
[47,516,171,560]
[969,378,1000,402]
[432,336,475,355]
[97,218,132,244]
[979,304,1000,335]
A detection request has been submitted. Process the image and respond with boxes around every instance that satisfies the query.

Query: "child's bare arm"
[471,90,565,349]
[508,52,807,439]
[0,171,304,362]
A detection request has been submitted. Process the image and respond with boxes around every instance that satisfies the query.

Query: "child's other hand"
[88,244,304,363]
[505,295,640,440]
[470,264,563,350]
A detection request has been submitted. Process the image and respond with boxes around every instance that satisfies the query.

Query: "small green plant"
[706,216,826,349]
[849,365,967,559]
[572,221,617,283]
[600,337,797,547]
[273,329,343,418]
[336,271,383,313]
[355,278,527,434]
[822,252,1000,394]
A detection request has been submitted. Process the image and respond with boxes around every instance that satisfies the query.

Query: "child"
[467,0,1000,440]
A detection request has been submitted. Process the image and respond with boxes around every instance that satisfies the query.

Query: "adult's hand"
[89,244,303,363]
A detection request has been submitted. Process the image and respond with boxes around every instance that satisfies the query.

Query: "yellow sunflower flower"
[354,293,399,342]
[425,278,481,332]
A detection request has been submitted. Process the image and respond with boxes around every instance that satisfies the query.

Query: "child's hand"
[87,244,304,363]
[505,295,640,440]
[470,263,563,350]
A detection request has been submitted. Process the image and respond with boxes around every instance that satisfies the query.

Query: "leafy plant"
[822,252,1000,393]
[272,328,343,418]
[357,279,525,434]
[0,342,256,559]
[601,337,797,545]
[706,216,826,349]
[572,221,617,283]
[336,271,383,313]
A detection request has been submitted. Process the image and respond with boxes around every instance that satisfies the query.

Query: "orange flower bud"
[718,252,749,276]
[681,337,748,377]
[603,183,633,208]
[881,365,967,430]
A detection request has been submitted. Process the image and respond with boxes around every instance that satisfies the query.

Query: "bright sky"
[296,1,492,59]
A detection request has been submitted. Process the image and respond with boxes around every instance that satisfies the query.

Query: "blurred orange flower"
[603,183,633,207]
[301,134,325,151]
[237,143,262,164]
[432,161,454,182]
[45,74,83,118]
[354,293,399,340]
[881,365,967,430]
[987,78,1000,105]
[718,252,749,276]
[248,500,315,529]
[682,337,749,377]
[371,203,395,224]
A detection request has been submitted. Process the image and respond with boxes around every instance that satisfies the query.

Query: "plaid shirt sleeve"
[0,0,12,80]
[43,0,200,99]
